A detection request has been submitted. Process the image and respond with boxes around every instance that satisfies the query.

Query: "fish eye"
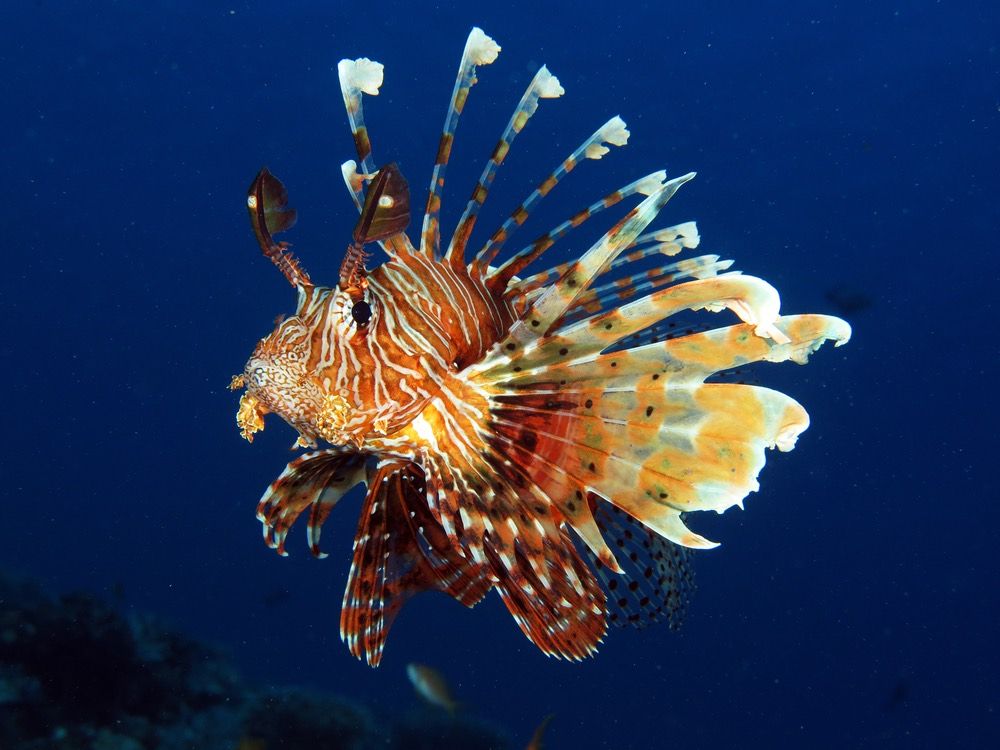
[351,299,372,325]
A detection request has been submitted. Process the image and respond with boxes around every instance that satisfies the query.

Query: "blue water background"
[5,1,998,747]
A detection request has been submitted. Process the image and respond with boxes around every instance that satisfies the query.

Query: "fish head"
[236,312,328,447]
[234,278,431,449]
[235,162,433,449]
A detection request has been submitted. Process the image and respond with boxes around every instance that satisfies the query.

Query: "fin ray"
[421,27,501,259]
[255,450,365,557]
[340,459,492,666]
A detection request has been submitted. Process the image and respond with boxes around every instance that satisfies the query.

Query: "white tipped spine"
[467,27,501,65]
[600,115,630,145]
[585,116,630,159]
[534,65,565,98]
[338,57,384,97]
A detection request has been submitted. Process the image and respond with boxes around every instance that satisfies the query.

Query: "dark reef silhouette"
[0,570,510,749]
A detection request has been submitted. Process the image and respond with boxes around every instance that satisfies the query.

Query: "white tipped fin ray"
[420,27,502,259]
[466,26,501,65]
[473,116,636,274]
[339,57,384,97]
[444,64,566,266]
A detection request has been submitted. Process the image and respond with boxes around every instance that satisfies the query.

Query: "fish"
[231,27,852,667]
[525,714,554,750]
[406,663,457,714]
[825,283,873,315]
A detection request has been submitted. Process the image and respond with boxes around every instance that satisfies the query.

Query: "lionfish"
[231,28,850,667]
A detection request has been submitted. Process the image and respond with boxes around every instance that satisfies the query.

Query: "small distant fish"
[526,714,554,750]
[825,283,873,315]
[407,663,457,714]
[261,587,291,608]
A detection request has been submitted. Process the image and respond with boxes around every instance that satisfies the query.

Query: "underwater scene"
[4,1,998,748]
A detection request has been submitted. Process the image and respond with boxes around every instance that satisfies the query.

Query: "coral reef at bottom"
[0,571,510,750]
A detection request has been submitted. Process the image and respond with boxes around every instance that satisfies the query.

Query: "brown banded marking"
[444,65,565,268]
[472,116,631,275]
[421,28,501,259]
[486,171,668,294]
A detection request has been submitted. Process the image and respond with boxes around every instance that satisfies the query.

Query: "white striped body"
[243,248,516,451]
[238,26,851,667]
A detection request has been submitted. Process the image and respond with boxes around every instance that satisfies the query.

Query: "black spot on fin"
[585,497,696,631]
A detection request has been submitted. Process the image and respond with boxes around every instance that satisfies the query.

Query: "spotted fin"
[470,288,850,549]
[255,450,365,557]
[587,497,695,630]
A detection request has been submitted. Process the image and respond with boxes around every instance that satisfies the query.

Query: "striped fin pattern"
[486,171,669,294]
[557,254,735,325]
[510,221,701,298]
[421,28,501,259]
[444,65,565,268]
[341,459,491,666]
[472,115,628,275]
[336,61,416,258]
[393,384,611,658]
[471,116,631,275]
[240,26,852,667]
[337,58,383,176]
[256,450,366,557]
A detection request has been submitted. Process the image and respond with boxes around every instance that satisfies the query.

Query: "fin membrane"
[340,459,491,667]
[255,449,366,557]
[587,496,695,630]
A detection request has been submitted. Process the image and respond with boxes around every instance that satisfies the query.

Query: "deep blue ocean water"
[5,1,998,747]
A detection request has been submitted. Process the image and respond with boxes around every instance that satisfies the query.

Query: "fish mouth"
[237,358,371,449]
[235,354,324,446]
